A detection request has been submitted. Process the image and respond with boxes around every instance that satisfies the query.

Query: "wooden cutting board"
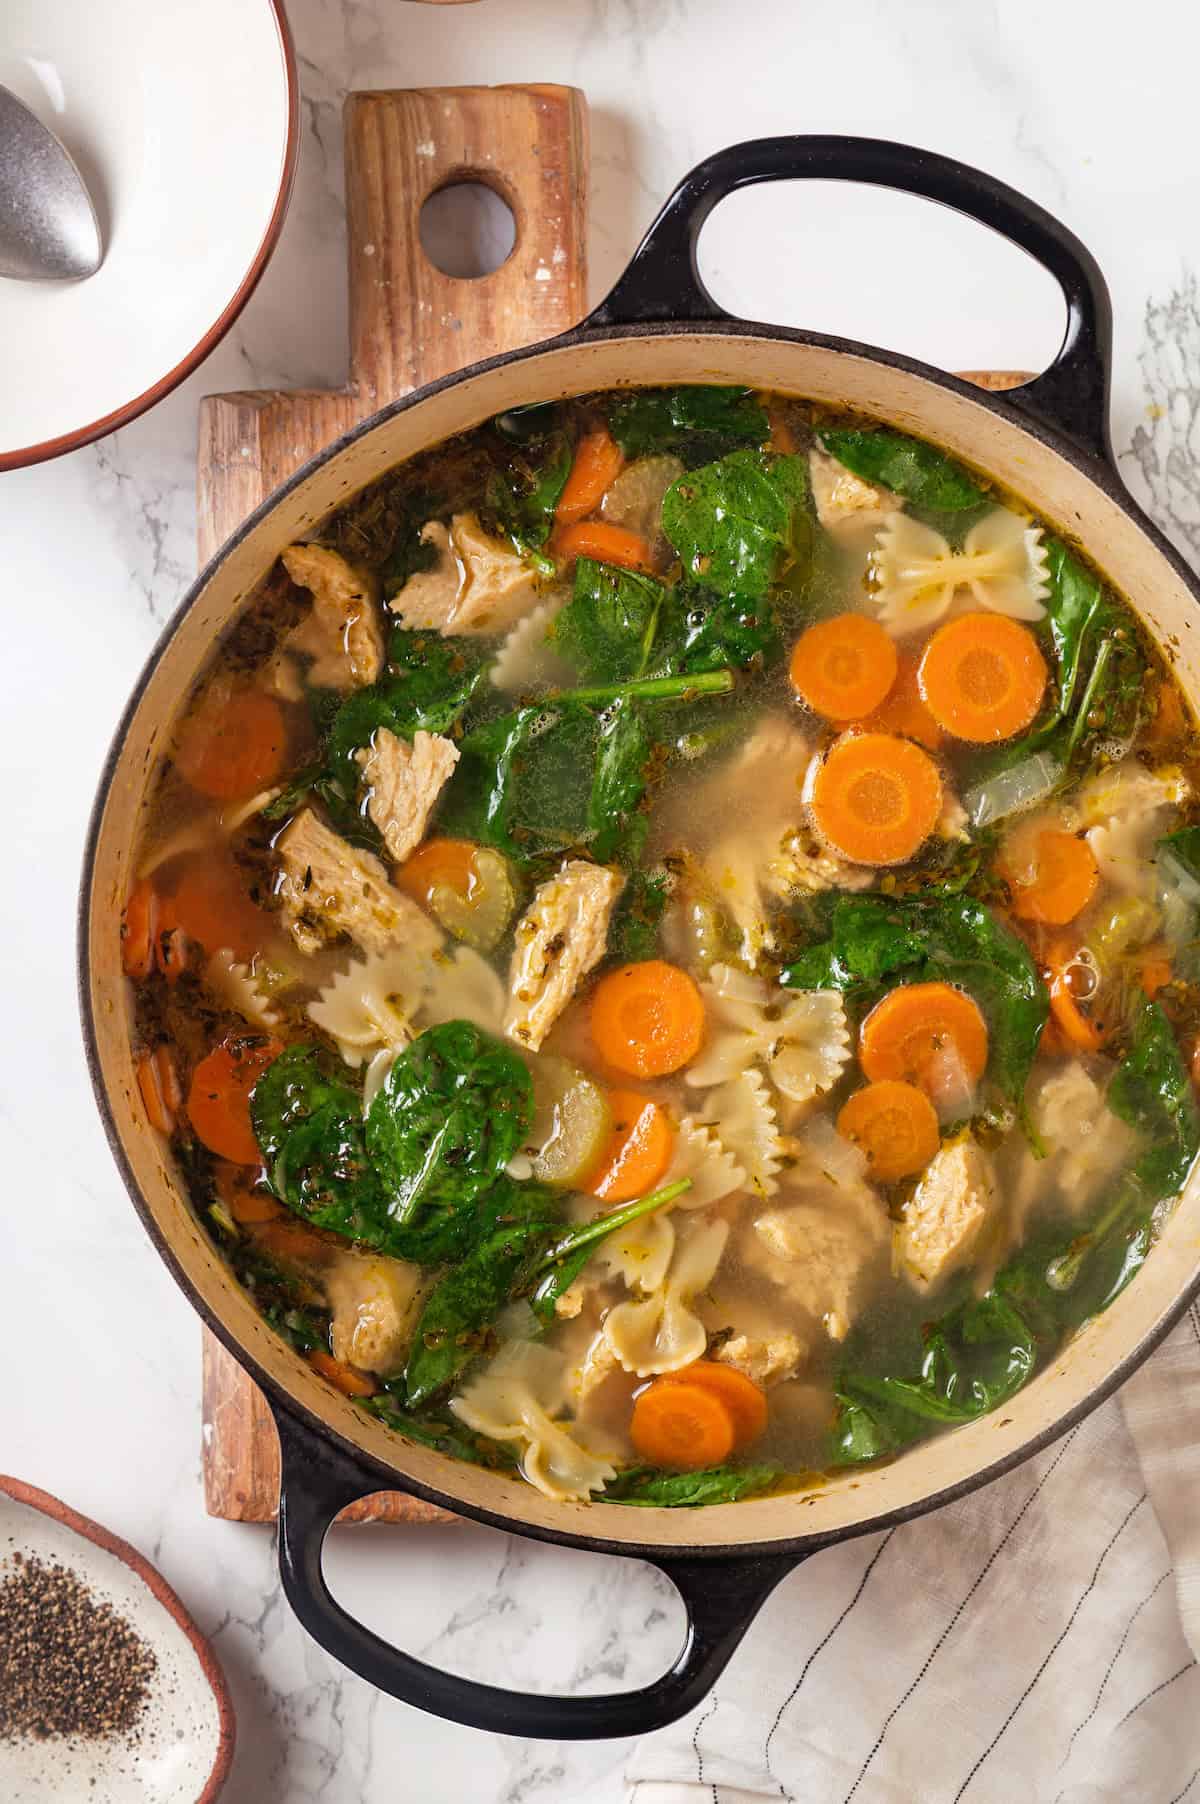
[197,83,589,1523]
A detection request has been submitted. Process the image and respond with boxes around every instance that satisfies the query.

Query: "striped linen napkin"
[599,1310,1200,1804]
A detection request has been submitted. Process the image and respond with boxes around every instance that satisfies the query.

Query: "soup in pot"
[122,387,1200,1508]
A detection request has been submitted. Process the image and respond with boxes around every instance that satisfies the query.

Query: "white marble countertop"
[4,1,1200,1797]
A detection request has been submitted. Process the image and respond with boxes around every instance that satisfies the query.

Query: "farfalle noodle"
[603,1218,730,1377]
[871,507,1049,636]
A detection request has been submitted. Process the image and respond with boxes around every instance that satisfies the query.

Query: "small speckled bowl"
[0,1477,234,1802]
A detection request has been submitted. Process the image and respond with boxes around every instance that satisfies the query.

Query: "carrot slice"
[121,879,159,979]
[1137,942,1173,999]
[307,1348,377,1399]
[556,428,625,526]
[395,836,480,907]
[590,960,706,1079]
[214,1160,283,1224]
[135,1046,182,1137]
[859,982,989,1105]
[788,614,899,721]
[554,520,655,573]
[836,1080,940,1183]
[1003,829,1099,926]
[630,1378,736,1468]
[864,652,944,752]
[159,855,267,962]
[918,612,1047,743]
[586,1091,676,1202]
[174,686,288,801]
[1043,938,1109,1053]
[662,1361,767,1447]
[186,1034,283,1165]
[808,731,943,866]
[254,1217,332,1265]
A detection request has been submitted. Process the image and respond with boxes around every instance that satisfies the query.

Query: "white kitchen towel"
[594,1308,1200,1804]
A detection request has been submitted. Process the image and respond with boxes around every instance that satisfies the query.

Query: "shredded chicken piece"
[714,1331,806,1388]
[894,1133,997,1293]
[809,448,897,535]
[281,543,384,690]
[742,1185,887,1341]
[505,860,625,1050]
[391,513,542,637]
[356,728,460,864]
[325,1254,429,1375]
[275,807,440,956]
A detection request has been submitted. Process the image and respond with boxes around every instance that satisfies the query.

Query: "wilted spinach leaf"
[598,1462,781,1506]
[609,867,671,963]
[589,700,651,863]
[487,433,572,568]
[662,450,810,603]
[673,582,784,673]
[366,1021,533,1229]
[607,386,769,464]
[783,893,1048,1110]
[556,557,669,684]
[817,426,987,513]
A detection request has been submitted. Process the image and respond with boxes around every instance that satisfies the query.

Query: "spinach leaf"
[1108,996,1200,1196]
[674,582,784,673]
[661,451,810,603]
[817,426,987,513]
[405,1178,691,1403]
[440,672,733,864]
[597,1462,781,1507]
[403,1179,561,1406]
[1042,539,1104,717]
[555,557,670,684]
[607,386,769,464]
[608,867,671,963]
[783,894,1048,1110]
[251,1043,386,1236]
[589,701,651,863]
[1160,825,1200,884]
[486,433,572,569]
[366,1022,533,1230]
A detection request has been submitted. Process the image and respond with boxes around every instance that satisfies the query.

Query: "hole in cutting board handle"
[420,179,517,280]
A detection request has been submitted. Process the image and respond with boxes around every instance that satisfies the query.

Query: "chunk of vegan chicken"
[281,543,384,690]
[808,448,897,535]
[275,807,442,957]
[893,1133,997,1293]
[356,728,460,864]
[714,1330,806,1389]
[325,1254,430,1375]
[505,861,625,1051]
[743,1186,886,1341]
[391,513,541,637]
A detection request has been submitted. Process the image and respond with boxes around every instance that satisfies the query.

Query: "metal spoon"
[0,84,102,281]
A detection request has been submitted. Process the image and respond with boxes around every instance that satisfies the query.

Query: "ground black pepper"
[0,1552,157,1741]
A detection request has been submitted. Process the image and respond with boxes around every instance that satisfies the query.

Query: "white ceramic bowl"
[0,1476,235,1801]
[0,0,297,470]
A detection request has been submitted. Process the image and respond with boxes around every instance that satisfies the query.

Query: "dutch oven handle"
[272,1404,802,1739]
[589,134,1113,464]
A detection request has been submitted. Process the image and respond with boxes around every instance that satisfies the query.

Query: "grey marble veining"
[6,1,1200,1799]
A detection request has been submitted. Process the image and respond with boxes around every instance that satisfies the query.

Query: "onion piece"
[963,750,1064,829]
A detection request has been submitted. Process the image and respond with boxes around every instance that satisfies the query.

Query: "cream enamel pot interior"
[80,138,1200,1741]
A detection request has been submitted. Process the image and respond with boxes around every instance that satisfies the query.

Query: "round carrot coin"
[174,686,288,800]
[586,1091,676,1201]
[1003,828,1099,926]
[918,613,1047,743]
[808,731,942,866]
[663,1361,768,1446]
[864,651,944,751]
[788,614,899,721]
[837,1080,940,1183]
[186,1034,282,1165]
[630,1379,736,1468]
[859,981,989,1105]
[590,960,706,1078]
